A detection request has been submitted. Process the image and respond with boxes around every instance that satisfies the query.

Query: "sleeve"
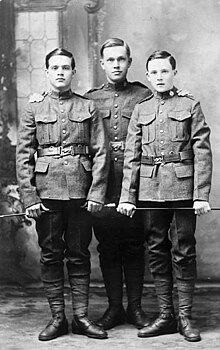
[86,101,109,204]
[191,101,212,201]
[16,103,41,208]
[119,104,142,205]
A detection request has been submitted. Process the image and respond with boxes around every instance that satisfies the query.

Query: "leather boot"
[72,315,107,339]
[96,305,126,330]
[177,278,201,342]
[38,278,68,341]
[96,267,126,330]
[69,274,108,339]
[124,264,150,329]
[138,312,177,337]
[138,276,177,337]
[179,316,201,342]
[39,309,68,341]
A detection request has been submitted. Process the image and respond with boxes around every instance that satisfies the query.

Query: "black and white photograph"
[0,1,219,349]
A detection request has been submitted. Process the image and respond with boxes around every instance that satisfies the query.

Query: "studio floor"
[0,283,220,350]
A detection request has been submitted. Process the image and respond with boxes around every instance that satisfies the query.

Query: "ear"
[174,69,177,76]
[146,71,151,82]
[128,57,132,68]
[72,68,76,77]
[100,58,105,70]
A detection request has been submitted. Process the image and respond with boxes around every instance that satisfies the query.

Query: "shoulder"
[175,94,199,110]
[137,93,154,105]
[28,91,48,103]
[129,81,153,98]
[85,84,105,96]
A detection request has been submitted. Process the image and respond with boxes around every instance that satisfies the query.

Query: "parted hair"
[45,48,75,69]
[100,38,131,58]
[146,50,176,71]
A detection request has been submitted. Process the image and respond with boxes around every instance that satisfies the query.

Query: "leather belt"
[109,141,125,151]
[37,145,90,157]
[141,150,193,165]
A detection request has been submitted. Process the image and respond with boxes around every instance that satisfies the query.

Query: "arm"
[191,101,212,212]
[86,101,109,208]
[16,103,42,209]
[118,104,142,211]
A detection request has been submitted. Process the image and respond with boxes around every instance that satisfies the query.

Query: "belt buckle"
[60,146,72,157]
[111,141,124,151]
[153,155,164,165]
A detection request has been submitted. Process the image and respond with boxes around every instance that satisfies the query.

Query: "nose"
[57,67,64,75]
[113,59,120,68]
[157,72,162,80]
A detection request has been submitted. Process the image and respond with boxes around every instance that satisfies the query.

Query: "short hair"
[45,48,75,69]
[146,50,176,71]
[100,38,131,58]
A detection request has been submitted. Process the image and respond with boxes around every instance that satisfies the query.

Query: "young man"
[85,38,153,330]
[118,50,212,342]
[16,48,109,341]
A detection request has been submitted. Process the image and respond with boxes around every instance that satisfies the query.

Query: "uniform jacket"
[119,87,212,204]
[85,80,152,203]
[16,89,109,208]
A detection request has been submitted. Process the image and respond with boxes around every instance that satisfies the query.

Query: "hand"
[25,203,49,219]
[117,203,136,218]
[177,88,194,99]
[193,200,211,216]
[87,201,103,213]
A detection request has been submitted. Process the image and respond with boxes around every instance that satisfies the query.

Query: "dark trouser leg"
[171,204,200,342]
[122,211,150,328]
[36,200,68,341]
[65,201,107,339]
[138,203,177,337]
[93,216,126,330]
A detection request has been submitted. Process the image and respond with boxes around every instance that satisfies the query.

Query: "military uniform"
[16,89,109,340]
[120,87,212,339]
[85,80,153,329]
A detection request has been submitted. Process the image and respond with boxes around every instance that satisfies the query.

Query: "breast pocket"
[69,112,91,143]
[35,114,58,145]
[168,110,191,141]
[98,108,110,133]
[121,109,132,138]
[139,112,156,144]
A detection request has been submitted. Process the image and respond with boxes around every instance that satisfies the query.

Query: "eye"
[51,66,58,70]
[161,69,169,74]
[63,66,71,70]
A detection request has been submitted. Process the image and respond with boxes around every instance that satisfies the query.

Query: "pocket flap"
[140,164,154,178]
[99,108,111,119]
[80,158,92,171]
[139,112,156,125]
[168,110,191,121]
[69,112,91,122]
[175,164,194,178]
[122,109,132,119]
[35,160,49,173]
[35,114,57,123]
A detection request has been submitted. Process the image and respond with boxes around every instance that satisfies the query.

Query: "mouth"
[56,78,65,82]
[112,71,121,75]
[157,83,165,86]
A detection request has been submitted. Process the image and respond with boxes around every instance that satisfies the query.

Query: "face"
[100,46,132,84]
[46,55,75,92]
[146,58,177,93]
